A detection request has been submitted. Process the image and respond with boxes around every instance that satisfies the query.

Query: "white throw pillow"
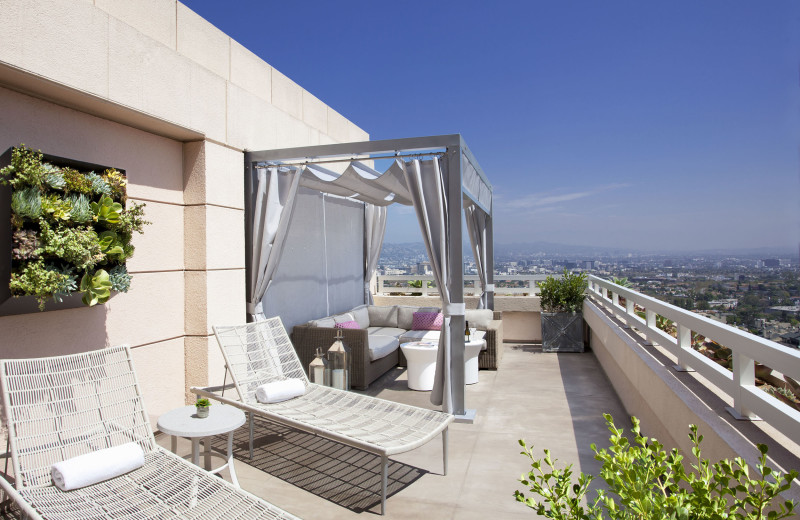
[368,306,399,328]
[351,305,370,329]
[465,309,493,329]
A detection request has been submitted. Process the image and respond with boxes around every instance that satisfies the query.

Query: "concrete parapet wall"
[584,298,800,504]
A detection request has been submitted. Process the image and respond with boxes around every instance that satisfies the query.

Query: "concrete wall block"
[227,83,277,151]
[188,62,227,142]
[131,338,186,425]
[204,142,245,209]
[302,90,328,132]
[273,110,315,149]
[184,335,210,401]
[348,122,369,143]
[184,270,208,336]
[126,199,185,273]
[205,269,246,336]
[204,206,245,270]
[326,107,350,143]
[176,2,230,79]
[230,39,272,104]
[184,205,207,271]
[182,140,206,205]
[95,0,177,49]
[108,17,192,130]
[0,0,109,97]
[271,68,303,120]
[106,272,185,347]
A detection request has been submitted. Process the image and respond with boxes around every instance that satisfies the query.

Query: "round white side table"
[157,404,246,487]
[400,342,438,391]
[464,330,487,385]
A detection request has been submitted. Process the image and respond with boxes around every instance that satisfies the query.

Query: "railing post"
[601,287,608,301]
[727,351,760,421]
[623,298,635,329]
[644,309,655,346]
[673,324,695,372]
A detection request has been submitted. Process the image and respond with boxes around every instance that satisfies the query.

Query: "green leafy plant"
[62,167,92,194]
[10,259,69,310]
[79,269,112,307]
[103,168,127,200]
[38,221,104,270]
[195,398,211,408]
[538,269,588,313]
[98,231,126,261]
[0,145,46,189]
[40,194,72,222]
[515,414,797,520]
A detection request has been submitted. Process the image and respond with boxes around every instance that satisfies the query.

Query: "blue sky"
[183,0,799,252]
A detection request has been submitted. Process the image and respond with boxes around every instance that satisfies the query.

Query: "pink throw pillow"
[412,312,443,331]
[334,320,360,329]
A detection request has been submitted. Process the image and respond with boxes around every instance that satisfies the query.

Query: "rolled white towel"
[52,442,145,491]
[255,378,306,404]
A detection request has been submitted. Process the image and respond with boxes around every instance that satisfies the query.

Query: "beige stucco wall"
[0,0,368,426]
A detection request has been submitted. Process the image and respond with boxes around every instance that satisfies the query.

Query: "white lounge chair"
[192,317,454,515]
[0,345,299,520]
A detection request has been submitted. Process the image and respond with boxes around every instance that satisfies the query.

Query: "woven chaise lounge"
[0,345,298,520]
[192,317,454,515]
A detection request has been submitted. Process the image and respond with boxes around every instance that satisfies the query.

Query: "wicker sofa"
[291,304,503,389]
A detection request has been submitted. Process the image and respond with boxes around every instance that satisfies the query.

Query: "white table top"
[401,330,486,349]
[157,405,246,438]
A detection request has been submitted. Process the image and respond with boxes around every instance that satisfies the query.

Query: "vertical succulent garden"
[1,145,149,310]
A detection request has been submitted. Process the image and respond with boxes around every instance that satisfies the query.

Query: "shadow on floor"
[207,416,427,514]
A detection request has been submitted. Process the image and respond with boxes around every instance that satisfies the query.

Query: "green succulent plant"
[62,167,93,194]
[10,187,42,220]
[98,230,126,261]
[86,171,112,196]
[40,194,72,222]
[91,194,123,224]
[47,264,78,303]
[44,164,66,190]
[11,229,39,261]
[38,221,104,270]
[80,269,112,307]
[108,264,132,293]
[67,193,93,223]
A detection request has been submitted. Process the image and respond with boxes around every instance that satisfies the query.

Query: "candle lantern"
[327,329,350,390]
[308,346,330,386]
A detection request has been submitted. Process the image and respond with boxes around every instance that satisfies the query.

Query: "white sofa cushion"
[367,326,406,338]
[332,312,355,325]
[368,335,400,361]
[351,305,370,329]
[368,305,398,328]
[465,309,493,329]
[397,306,440,330]
[309,316,335,328]
[399,330,441,343]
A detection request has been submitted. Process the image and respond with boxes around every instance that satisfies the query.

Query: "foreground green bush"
[515,414,796,519]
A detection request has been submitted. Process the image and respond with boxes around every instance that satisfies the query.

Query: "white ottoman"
[400,341,438,391]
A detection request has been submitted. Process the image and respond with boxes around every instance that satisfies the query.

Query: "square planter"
[541,312,584,353]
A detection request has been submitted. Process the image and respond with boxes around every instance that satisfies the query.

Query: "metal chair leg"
[442,427,449,476]
[249,413,254,461]
[380,453,388,515]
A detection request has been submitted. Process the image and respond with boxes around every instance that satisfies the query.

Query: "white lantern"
[308,346,330,386]
[327,329,350,390]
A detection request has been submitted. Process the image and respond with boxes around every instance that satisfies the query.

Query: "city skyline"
[182,0,800,251]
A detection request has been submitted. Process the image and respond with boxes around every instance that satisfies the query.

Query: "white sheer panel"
[461,153,492,213]
[324,196,365,314]
[364,204,387,305]
[465,201,489,309]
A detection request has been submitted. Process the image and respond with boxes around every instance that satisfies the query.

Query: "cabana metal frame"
[244,134,493,421]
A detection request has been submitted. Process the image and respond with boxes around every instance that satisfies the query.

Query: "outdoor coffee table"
[157,404,246,487]
[401,330,487,390]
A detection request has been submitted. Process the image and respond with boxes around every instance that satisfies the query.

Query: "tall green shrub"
[538,269,588,313]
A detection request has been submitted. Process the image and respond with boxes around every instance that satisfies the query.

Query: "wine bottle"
[465,320,471,342]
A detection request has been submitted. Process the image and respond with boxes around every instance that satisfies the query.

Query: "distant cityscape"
[378,242,800,348]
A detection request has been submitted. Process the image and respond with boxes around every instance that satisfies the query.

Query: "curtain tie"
[444,303,465,316]
[485,284,495,292]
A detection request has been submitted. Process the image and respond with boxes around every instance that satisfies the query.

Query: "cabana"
[243,135,493,421]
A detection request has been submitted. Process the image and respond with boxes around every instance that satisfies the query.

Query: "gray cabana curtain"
[402,158,456,413]
[464,201,489,309]
[248,166,301,321]
[364,204,387,304]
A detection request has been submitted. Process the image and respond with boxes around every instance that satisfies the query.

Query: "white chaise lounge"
[0,345,298,520]
[192,317,454,515]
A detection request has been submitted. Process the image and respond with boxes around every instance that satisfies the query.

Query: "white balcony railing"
[587,274,800,443]
[375,274,547,296]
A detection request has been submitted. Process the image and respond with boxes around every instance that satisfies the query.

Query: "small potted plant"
[195,398,211,418]
[538,269,588,352]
